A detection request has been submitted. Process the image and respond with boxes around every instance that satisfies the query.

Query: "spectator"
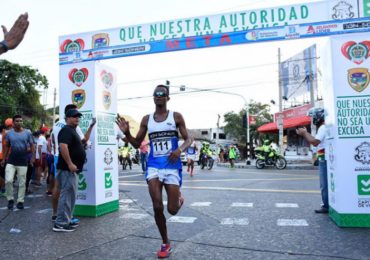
[139,140,149,174]
[53,109,85,232]
[296,108,328,214]
[0,13,29,55]
[1,115,34,210]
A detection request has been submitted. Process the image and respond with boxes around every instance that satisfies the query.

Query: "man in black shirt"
[53,109,86,232]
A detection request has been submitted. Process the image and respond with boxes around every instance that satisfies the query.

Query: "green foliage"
[0,60,50,130]
[223,100,277,144]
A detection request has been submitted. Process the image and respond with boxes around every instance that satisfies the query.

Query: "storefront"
[258,104,312,155]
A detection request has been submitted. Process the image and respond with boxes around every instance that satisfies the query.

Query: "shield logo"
[72,89,86,109]
[103,91,111,110]
[100,70,113,89]
[347,68,370,92]
[92,33,110,49]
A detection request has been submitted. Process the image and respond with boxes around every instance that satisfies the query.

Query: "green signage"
[358,175,370,195]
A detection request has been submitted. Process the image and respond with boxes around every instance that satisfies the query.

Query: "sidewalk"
[217,157,318,170]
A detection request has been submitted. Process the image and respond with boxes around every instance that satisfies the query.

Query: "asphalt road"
[0,165,369,259]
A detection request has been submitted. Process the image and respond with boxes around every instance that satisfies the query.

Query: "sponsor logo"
[100,70,113,89]
[341,41,370,64]
[306,24,338,34]
[112,45,148,55]
[358,175,370,195]
[245,30,279,41]
[347,68,370,92]
[103,91,112,110]
[285,25,300,39]
[104,148,113,165]
[355,142,370,164]
[343,21,370,30]
[330,172,335,192]
[60,38,85,53]
[68,68,88,87]
[72,89,86,109]
[78,173,87,191]
[87,50,110,59]
[92,33,110,49]
[105,172,113,189]
[332,1,355,20]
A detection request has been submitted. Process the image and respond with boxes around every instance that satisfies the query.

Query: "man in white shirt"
[297,108,328,214]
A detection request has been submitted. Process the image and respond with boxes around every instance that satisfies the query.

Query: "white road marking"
[120,213,150,220]
[25,194,43,198]
[119,174,143,179]
[221,218,249,225]
[119,199,136,204]
[231,203,253,207]
[119,205,140,211]
[167,216,197,223]
[277,219,309,226]
[275,203,299,208]
[190,202,212,207]
[36,208,52,214]
[120,182,320,194]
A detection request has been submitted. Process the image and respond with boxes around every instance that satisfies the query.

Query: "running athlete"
[186,141,197,177]
[116,84,192,258]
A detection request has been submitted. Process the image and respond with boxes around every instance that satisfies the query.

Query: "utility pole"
[216,114,220,145]
[53,87,56,127]
[278,48,284,149]
[308,46,316,136]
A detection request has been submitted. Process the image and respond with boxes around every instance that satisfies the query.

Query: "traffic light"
[242,113,248,128]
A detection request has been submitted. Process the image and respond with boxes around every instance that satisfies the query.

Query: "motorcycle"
[254,146,287,170]
[200,153,214,170]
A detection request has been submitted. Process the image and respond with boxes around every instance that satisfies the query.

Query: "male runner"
[186,141,197,177]
[116,84,192,258]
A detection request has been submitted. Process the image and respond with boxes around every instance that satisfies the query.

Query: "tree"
[0,60,49,130]
[223,100,276,145]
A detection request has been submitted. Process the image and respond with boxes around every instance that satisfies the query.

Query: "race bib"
[152,138,172,157]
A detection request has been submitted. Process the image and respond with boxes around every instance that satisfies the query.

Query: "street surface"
[1,165,369,259]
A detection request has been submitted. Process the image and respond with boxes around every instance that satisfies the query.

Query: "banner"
[59,61,119,217]
[281,45,317,100]
[325,32,370,227]
[59,17,370,65]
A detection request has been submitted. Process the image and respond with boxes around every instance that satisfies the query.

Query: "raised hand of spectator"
[1,12,29,52]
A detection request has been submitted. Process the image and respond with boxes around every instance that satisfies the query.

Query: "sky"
[1,0,325,129]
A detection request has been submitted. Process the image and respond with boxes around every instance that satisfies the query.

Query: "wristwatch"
[0,41,9,52]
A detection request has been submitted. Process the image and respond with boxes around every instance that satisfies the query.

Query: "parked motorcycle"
[254,146,287,169]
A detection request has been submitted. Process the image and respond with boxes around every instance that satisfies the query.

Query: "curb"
[216,163,318,170]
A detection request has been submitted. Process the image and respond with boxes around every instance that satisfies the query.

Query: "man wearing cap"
[53,109,86,232]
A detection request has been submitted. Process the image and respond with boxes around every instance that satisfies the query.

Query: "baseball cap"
[4,118,13,127]
[65,109,82,118]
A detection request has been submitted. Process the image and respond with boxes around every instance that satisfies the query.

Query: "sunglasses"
[153,91,168,98]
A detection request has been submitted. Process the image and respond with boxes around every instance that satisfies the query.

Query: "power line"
[117,57,318,86]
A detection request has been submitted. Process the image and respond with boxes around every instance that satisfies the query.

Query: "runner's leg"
[164,184,183,215]
[148,178,168,244]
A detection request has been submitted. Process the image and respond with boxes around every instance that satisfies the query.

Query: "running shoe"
[157,243,171,258]
[71,217,80,225]
[51,215,57,222]
[53,224,76,232]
